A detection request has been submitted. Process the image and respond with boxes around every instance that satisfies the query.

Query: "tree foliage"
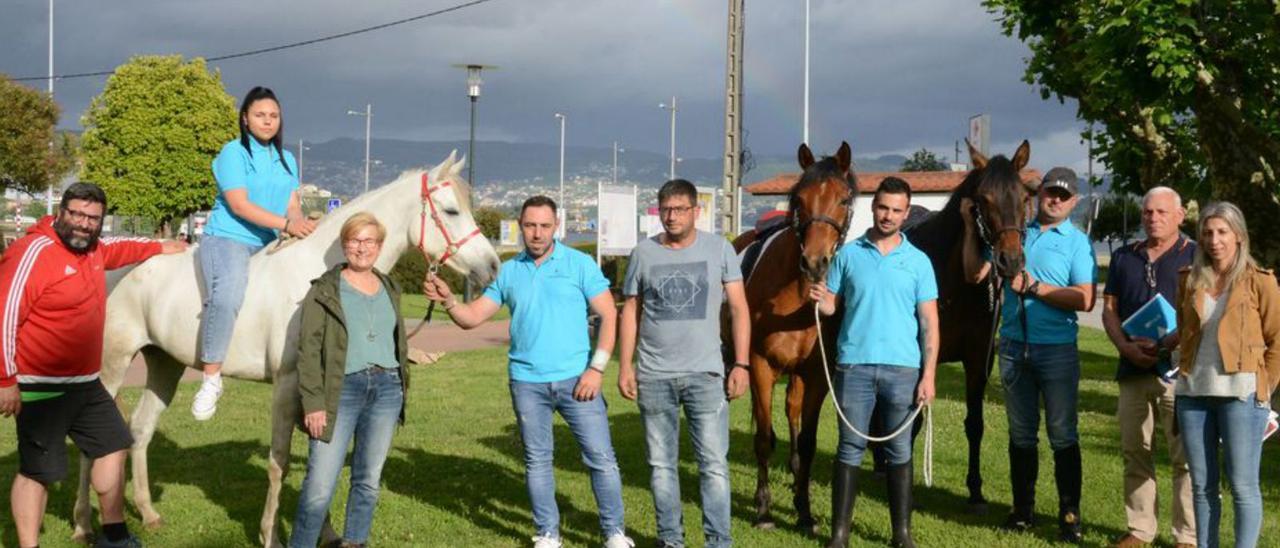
[0,74,64,194]
[80,55,237,236]
[983,0,1280,264]
[900,148,949,172]
[1089,194,1140,253]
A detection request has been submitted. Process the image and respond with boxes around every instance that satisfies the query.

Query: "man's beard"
[53,219,102,253]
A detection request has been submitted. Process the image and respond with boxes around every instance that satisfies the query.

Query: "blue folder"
[1122,294,1179,380]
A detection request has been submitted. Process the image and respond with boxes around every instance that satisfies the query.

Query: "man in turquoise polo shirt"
[423,195,633,548]
[983,167,1096,543]
[811,177,939,548]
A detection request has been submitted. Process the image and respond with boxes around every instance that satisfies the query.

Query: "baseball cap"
[1041,167,1079,196]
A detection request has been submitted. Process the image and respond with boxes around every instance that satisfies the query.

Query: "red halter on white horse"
[418,172,483,272]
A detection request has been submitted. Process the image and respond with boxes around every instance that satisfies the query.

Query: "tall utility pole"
[46,0,55,215]
[802,0,809,145]
[454,64,497,186]
[555,113,566,207]
[659,97,677,180]
[722,0,745,235]
[297,139,310,184]
[346,104,372,194]
[612,141,624,185]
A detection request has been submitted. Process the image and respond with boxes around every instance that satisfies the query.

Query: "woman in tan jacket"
[1174,201,1280,548]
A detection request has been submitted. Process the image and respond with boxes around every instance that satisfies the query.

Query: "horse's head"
[964,139,1034,279]
[406,151,501,287]
[790,141,857,283]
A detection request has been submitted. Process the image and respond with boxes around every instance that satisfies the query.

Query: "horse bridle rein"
[416,171,484,332]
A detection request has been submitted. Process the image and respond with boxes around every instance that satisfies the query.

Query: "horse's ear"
[967,139,988,170]
[1011,140,1030,172]
[797,143,816,170]
[836,141,852,174]
[437,150,458,177]
[452,155,466,178]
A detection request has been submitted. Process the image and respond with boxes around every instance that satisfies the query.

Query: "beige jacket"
[1176,264,1280,402]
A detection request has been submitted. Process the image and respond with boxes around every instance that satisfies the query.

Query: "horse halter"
[418,172,483,274]
[791,183,856,253]
[970,202,1024,250]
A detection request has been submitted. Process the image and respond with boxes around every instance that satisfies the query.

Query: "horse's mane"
[788,156,857,216]
[908,155,1022,257]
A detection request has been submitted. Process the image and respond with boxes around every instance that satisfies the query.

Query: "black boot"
[1002,445,1038,531]
[1054,444,1083,544]
[827,461,859,548]
[887,461,916,548]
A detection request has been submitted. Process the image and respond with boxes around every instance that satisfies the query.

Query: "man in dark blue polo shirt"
[1101,187,1197,548]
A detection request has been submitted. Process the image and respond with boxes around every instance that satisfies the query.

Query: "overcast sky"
[2,0,1094,175]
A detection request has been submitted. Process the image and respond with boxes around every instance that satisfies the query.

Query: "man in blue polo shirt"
[423,195,633,548]
[811,177,939,548]
[992,167,1096,543]
[1101,187,1196,548]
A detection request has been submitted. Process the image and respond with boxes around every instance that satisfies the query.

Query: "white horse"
[70,152,500,546]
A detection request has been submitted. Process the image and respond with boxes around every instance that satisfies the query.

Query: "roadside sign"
[326,198,342,212]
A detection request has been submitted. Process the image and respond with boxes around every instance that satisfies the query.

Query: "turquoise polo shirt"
[482,241,612,383]
[1000,219,1096,344]
[826,232,938,368]
[207,139,299,247]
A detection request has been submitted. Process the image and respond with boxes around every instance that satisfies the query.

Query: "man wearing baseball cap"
[993,167,1097,543]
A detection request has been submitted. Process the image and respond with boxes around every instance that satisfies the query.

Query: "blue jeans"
[1175,395,1269,548]
[999,340,1080,450]
[509,376,626,540]
[833,364,919,467]
[290,368,403,548]
[637,373,731,548]
[198,234,262,364]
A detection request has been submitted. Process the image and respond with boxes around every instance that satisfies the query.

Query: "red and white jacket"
[0,216,162,388]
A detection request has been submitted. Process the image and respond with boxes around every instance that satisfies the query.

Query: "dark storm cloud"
[1,0,1087,168]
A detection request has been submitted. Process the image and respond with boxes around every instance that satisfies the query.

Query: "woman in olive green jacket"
[291,213,409,548]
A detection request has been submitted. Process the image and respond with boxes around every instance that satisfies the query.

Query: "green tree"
[80,55,237,236]
[983,0,1280,265]
[900,148,949,172]
[0,74,63,194]
[1089,194,1140,254]
[473,206,505,240]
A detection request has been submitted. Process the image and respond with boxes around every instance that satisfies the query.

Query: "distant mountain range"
[292,137,912,199]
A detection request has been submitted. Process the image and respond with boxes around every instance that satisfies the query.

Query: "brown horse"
[730,142,856,531]
[904,140,1035,512]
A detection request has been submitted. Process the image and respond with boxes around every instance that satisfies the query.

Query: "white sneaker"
[531,534,562,548]
[191,377,223,421]
[604,533,635,548]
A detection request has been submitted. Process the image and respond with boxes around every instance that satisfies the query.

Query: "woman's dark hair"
[238,86,293,175]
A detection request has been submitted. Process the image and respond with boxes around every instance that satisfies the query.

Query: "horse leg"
[72,454,95,544]
[964,352,991,514]
[130,347,186,531]
[793,369,827,535]
[260,368,298,548]
[750,362,778,529]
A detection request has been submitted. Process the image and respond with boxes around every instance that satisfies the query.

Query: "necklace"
[345,270,379,342]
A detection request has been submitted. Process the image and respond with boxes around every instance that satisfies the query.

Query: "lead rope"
[813,304,933,487]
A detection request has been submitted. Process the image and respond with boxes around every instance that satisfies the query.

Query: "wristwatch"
[733,362,751,371]
[1026,279,1041,296]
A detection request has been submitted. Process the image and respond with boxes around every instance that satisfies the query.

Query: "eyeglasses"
[343,238,381,249]
[63,209,102,225]
[659,205,696,216]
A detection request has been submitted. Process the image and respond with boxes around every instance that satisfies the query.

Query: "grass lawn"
[399,293,510,324]
[3,328,1278,547]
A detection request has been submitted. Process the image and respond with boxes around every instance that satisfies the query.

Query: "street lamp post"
[659,96,677,180]
[297,139,310,184]
[346,104,372,194]
[46,0,55,215]
[612,141,625,186]
[554,113,566,210]
[453,64,498,186]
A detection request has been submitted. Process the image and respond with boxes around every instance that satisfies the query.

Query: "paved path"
[119,320,511,388]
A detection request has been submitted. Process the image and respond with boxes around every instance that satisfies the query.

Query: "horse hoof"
[143,516,164,531]
[753,518,776,530]
[797,517,820,536]
[71,529,93,545]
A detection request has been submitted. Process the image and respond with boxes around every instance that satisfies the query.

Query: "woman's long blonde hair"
[1186,201,1256,292]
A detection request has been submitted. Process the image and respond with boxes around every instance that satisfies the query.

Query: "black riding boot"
[1054,444,1083,543]
[827,461,859,548]
[1002,445,1038,531]
[887,461,916,548]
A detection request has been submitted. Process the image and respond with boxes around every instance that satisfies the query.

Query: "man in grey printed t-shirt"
[618,179,751,548]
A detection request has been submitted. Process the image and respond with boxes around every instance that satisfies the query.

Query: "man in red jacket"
[0,183,187,548]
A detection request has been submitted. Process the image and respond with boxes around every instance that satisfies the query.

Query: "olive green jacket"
[295,264,409,442]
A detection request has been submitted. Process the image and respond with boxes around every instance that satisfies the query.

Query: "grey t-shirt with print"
[623,230,743,380]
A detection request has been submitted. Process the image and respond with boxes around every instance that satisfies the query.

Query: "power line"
[11,0,500,83]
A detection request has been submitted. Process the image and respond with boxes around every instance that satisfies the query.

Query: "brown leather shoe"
[1111,534,1150,547]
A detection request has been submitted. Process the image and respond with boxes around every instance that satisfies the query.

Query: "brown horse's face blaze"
[795,179,854,283]
[972,180,1032,279]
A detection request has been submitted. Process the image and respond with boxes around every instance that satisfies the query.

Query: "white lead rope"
[813,304,933,487]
